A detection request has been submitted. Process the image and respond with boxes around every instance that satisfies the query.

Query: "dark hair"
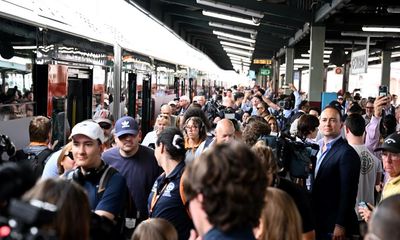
[298,100,309,111]
[297,114,319,139]
[242,118,271,146]
[182,107,211,131]
[184,142,267,232]
[323,105,342,121]
[381,114,397,138]
[22,179,90,240]
[345,114,365,137]
[156,127,186,161]
[29,116,51,142]
[308,107,320,116]
[348,103,363,115]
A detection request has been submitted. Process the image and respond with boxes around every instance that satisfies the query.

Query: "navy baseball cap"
[115,116,139,137]
[374,132,400,153]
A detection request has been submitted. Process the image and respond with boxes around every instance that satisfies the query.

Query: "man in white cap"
[67,120,127,222]
[62,120,129,239]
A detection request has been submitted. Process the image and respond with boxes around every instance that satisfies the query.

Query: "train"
[0,0,248,149]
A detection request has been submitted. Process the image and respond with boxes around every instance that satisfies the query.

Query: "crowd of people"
[1,83,400,240]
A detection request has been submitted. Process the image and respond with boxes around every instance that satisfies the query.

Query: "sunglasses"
[99,122,112,130]
[65,152,74,160]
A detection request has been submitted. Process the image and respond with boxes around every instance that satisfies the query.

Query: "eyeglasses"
[99,122,112,130]
[257,107,264,110]
[65,152,74,160]
[382,152,400,161]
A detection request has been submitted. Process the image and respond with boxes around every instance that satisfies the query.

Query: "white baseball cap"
[70,120,106,143]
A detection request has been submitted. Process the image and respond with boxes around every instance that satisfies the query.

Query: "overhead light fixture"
[213,30,255,43]
[301,54,331,58]
[203,10,260,26]
[220,41,255,51]
[227,53,252,60]
[223,46,253,57]
[362,26,400,33]
[209,22,258,35]
[229,57,252,63]
[231,60,250,66]
[217,36,255,45]
[197,0,264,18]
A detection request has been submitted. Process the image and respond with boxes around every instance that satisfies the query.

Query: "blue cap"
[115,116,139,137]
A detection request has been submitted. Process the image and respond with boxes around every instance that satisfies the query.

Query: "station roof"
[131,0,400,71]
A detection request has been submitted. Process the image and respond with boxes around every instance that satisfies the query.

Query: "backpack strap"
[97,166,118,196]
[203,135,214,149]
[36,148,53,165]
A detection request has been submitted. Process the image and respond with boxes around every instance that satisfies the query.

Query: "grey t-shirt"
[349,144,383,219]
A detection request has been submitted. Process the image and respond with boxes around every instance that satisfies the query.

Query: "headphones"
[71,161,107,185]
[184,116,206,135]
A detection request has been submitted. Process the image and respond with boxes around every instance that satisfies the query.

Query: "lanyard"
[149,177,169,215]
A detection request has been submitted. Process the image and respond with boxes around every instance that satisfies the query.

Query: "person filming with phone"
[359,131,400,222]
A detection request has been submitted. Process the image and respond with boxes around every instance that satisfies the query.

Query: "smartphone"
[379,85,388,97]
[358,201,368,209]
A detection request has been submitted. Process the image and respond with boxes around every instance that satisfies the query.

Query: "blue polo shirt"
[148,160,193,240]
[204,226,255,240]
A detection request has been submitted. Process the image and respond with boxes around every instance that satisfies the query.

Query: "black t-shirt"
[277,177,315,233]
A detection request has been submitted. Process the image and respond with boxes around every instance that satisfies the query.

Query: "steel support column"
[308,26,325,103]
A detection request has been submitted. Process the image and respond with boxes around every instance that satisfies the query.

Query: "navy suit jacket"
[312,137,360,239]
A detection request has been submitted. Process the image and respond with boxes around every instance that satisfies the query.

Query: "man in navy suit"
[312,106,361,240]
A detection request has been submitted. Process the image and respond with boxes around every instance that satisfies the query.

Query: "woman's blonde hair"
[131,218,178,240]
[258,187,302,240]
[57,142,73,175]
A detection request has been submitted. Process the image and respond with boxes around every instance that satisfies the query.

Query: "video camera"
[0,162,57,240]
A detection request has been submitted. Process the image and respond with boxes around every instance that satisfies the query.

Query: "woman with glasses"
[56,142,76,176]
[141,114,171,149]
[183,116,206,162]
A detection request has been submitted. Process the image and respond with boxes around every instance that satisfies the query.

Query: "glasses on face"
[99,122,112,130]
[65,152,74,160]
[382,152,400,161]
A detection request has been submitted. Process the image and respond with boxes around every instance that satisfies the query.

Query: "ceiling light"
[217,36,255,45]
[231,60,250,66]
[213,30,255,43]
[308,50,332,54]
[197,0,264,18]
[230,57,252,63]
[362,26,400,33]
[209,22,258,35]
[203,10,260,26]
[223,46,253,57]
[227,53,252,60]
[220,41,255,51]
[301,54,331,58]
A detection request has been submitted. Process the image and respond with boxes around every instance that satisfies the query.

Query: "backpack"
[96,166,136,239]
[13,148,53,180]
[65,165,136,240]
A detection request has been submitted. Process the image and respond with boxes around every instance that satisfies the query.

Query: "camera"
[379,85,388,97]
[278,99,291,110]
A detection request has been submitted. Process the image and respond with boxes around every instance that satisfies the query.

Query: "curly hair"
[182,106,211,131]
[184,141,267,232]
[242,118,271,146]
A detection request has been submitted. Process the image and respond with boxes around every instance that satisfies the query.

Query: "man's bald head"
[215,119,235,144]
